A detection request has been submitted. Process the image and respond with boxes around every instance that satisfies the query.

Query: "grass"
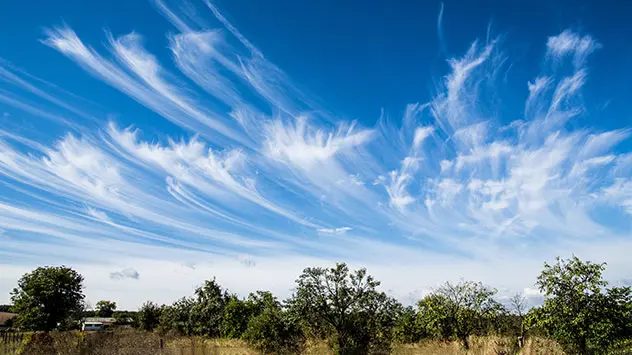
[392,336,563,355]
[1,330,565,355]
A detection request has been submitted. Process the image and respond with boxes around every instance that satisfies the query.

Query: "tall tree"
[509,293,527,347]
[137,301,163,331]
[242,291,305,354]
[221,291,279,338]
[95,300,117,317]
[159,278,231,337]
[417,280,503,349]
[527,256,632,354]
[190,278,231,337]
[288,263,400,354]
[10,266,85,331]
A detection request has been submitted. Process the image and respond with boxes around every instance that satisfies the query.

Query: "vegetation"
[3,256,632,354]
[9,266,85,331]
[95,300,117,317]
[137,301,162,331]
[526,256,632,354]
[416,280,503,349]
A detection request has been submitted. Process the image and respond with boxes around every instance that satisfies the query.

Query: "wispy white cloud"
[0,0,630,308]
[317,227,352,235]
[546,30,600,68]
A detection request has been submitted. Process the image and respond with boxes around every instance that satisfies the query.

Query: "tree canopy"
[5,257,632,354]
[288,263,400,354]
[417,280,503,349]
[95,300,117,317]
[10,266,85,331]
[527,256,632,354]
[137,301,162,331]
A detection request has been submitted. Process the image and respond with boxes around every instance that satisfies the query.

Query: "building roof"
[83,317,116,323]
[0,312,17,326]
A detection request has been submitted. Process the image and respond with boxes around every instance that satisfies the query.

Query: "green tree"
[417,280,503,349]
[159,278,231,337]
[189,279,231,336]
[393,306,424,343]
[243,300,304,354]
[95,300,117,317]
[112,310,137,326]
[10,266,85,331]
[159,297,195,335]
[508,293,528,347]
[221,291,279,338]
[288,263,400,354]
[526,256,632,354]
[137,301,163,331]
[221,297,252,338]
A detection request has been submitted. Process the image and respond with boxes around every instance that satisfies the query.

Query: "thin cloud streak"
[0,0,630,307]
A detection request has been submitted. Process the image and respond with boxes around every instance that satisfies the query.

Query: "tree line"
[5,256,632,354]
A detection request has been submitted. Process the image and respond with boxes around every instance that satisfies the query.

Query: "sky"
[1,0,632,309]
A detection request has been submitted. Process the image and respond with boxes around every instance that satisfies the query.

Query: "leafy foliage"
[158,278,231,337]
[417,280,503,349]
[137,301,163,331]
[6,257,632,354]
[288,263,400,354]
[242,294,305,354]
[95,300,117,317]
[221,291,279,338]
[159,297,195,335]
[189,279,231,337]
[10,266,85,331]
[221,297,253,338]
[526,256,632,354]
[112,310,137,326]
[392,306,425,343]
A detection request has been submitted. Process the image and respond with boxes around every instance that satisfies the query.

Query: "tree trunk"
[337,333,348,355]
[461,335,469,350]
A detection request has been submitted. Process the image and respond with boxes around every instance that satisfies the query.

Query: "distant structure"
[81,317,117,331]
[0,312,17,328]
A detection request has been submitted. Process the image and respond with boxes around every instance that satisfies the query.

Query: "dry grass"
[392,336,564,355]
[1,330,255,355]
[2,331,566,355]
[302,340,332,355]
[166,337,256,355]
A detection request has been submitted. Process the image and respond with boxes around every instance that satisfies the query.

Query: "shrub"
[137,301,163,331]
[243,307,304,354]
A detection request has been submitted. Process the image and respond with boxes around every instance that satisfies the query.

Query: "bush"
[221,297,253,338]
[393,306,424,343]
[243,308,304,354]
[137,301,163,331]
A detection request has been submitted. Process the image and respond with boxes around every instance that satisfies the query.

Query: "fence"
[0,331,26,354]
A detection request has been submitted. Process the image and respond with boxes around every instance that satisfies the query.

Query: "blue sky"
[1,0,631,308]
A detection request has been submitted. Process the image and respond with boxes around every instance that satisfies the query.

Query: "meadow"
[1,330,565,355]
